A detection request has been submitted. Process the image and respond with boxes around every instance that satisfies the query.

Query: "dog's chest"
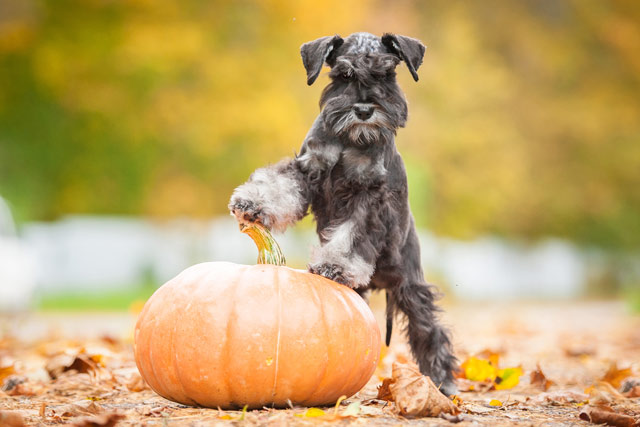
[338,147,387,185]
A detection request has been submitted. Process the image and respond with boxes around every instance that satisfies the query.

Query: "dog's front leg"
[228,159,308,233]
[308,210,377,289]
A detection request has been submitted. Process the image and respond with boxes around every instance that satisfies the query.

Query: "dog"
[229,32,457,396]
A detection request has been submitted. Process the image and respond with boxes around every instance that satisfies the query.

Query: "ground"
[1,300,639,426]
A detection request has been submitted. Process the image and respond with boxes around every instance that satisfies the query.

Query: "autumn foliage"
[1,1,640,250]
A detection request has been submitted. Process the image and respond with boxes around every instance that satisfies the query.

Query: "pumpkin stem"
[239,223,286,266]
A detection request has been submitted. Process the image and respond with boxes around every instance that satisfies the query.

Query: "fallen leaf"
[46,353,100,380]
[578,405,637,427]
[69,412,125,427]
[0,357,16,383]
[376,378,394,401]
[137,406,170,417]
[489,399,502,407]
[388,362,460,417]
[458,355,522,390]
[463,404,494,414]
[564,345,596,358]
[528,390,589,405]
[624,386,640,398]
[295,408,325,418]
[125,373,147,392]
[99,335,119,346]
[530,364,555,391]
[2,376,40,396]
[476,349,501,367]
[495,367,522,390]
[0,411,26,427]
[341,402,360,417]
[621,378,640,394]
[588,381,627,404]
[460,357,497,382]
[53,400,104,417]
[601,363,633,389]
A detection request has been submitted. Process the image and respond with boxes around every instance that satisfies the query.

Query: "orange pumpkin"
[134,224,381,409]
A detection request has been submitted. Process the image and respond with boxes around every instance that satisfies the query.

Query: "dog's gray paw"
[229,198,269,227]
[439,381,458,398]
[309,262,350,285]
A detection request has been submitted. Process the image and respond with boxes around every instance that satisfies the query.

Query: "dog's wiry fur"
[229,32,457,395]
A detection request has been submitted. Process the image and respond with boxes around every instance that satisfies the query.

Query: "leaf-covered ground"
[1,301,639,426]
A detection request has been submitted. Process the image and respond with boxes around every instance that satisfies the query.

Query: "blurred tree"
[0,0,638,249]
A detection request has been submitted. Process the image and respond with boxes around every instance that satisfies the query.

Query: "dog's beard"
[326,107,395,146]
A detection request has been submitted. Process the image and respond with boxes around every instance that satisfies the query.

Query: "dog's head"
[301,32,425,146]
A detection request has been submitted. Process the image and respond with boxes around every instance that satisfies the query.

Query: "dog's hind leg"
[228,159,309,233]
[389,225,458,396]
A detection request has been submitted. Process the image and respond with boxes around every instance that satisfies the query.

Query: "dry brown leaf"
[530,364,554,391]
[564,347,596,357]
[0,357,16,383]
[588,381,627,404]
[621,378,640,394]
[0,411,26,427]
[2,376,41,396]
[602,363,633,389]
[578,405,638,427]
[69,412,125,427]
[124,373,148,392]
[624,386,640,398]
[528,390,588,405]
[388,362,459,417]
[99,335,119,346]
[136,406,171,417]
[462,404,494,414]
[475,349,501,367]
[52,400,104,418]
[46,353,100,380]
[376,378,394,401]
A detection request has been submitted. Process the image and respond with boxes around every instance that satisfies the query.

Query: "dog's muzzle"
[353,103,374,121]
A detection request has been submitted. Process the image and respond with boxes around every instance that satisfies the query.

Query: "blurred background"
[0,0,639,312]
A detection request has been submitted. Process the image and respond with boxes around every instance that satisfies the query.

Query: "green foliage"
[36,284,155,311]
[1,0,639,248]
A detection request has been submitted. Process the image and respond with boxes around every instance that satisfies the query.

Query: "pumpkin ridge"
[145,284,178,402]
[341,286,379,392]
[224,264,245,408]
[135,284,162,395]
[300,273,331,405]
[332,287,363,399]
[172,268,207,407]
[270,266,282,402]
[166,272,197,405]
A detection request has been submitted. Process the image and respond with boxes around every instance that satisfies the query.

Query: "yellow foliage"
[459,355,522,390]
[495,367,523,390]
[461,356,497,382]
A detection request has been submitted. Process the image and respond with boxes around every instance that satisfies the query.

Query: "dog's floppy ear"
[381,33,426,82]
[300,35,344,86]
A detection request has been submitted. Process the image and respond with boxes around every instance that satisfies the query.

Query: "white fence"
[2,206,637,310]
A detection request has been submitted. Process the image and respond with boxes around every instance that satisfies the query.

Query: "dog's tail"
[385,291,393,346]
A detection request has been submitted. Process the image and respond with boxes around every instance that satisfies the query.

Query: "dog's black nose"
[353,104,374,121]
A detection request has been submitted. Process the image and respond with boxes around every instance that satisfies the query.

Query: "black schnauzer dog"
[229,32,457,395]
